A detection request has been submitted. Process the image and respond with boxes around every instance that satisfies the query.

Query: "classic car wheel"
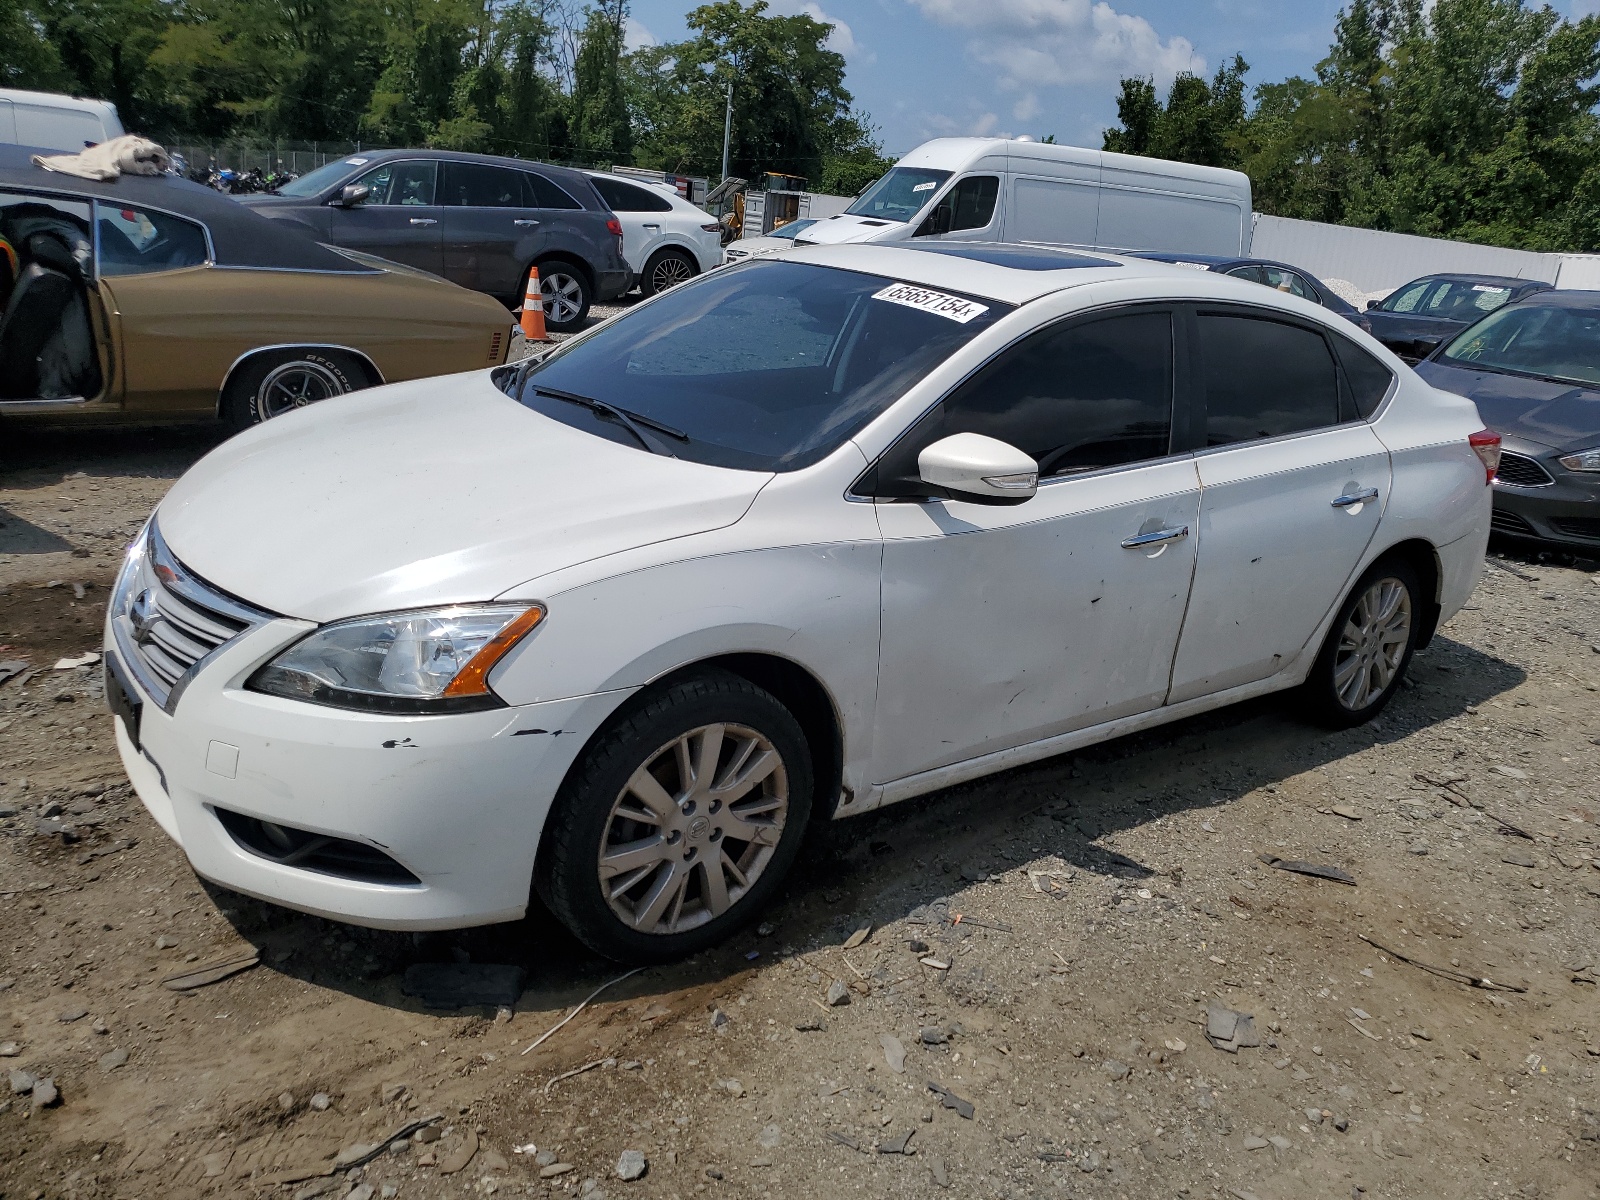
[534,259,591,332]
[1301,557,1421,728]
[640,248,697,298]
[222,349,368,431]
[536,670,813,963]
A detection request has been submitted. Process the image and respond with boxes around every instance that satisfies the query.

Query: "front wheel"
[536,671,813,963]
[534,259,591,332]
[1300,558,1422,727]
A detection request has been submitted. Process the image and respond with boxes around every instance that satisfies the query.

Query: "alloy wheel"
[649,254,695,293]
[597,722,788,935]
[253,360,346,421]
[1332,577,1412,710]
[541,272,585,324]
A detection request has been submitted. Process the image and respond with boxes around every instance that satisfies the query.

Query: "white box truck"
[0,88,125,152]
[795,136,1252,257]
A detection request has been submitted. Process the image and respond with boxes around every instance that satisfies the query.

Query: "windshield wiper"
[531,386,688,455]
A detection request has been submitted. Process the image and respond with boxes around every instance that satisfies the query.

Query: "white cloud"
[624,17,656,51]
[921,110,1005,139]
[1013,93,1042,121]
[907,0,1204,90]
[767,1,875,62]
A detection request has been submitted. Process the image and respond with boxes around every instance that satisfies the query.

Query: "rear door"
[1167,306,1391,702]
[440,161,544,298]
[325,159,443,275]
[589,175,671,273]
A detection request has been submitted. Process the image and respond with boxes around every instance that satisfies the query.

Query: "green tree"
[1102,55,1249,168]
[0,0,68,91]
[570,1,631,164]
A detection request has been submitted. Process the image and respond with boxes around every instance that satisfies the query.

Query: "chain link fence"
[164,140,385,179]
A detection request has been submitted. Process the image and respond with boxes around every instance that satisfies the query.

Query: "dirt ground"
[3,413,1599,1200]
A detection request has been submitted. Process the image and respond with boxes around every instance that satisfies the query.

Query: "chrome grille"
[1494,452,1554,488]
[111,523,273,710]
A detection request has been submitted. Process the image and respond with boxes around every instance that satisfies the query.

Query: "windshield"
[1378,277,1516,320]
[272,156,369,197]
[1438,303,1600,387]
[505,260,1008,471]
[846,167,952,223]
[770,219,816,241]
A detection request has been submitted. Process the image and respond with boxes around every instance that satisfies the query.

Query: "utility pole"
[720,80,734,182]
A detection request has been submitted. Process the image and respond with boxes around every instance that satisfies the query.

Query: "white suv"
[586,172,722,297]
[107,244,1495,963]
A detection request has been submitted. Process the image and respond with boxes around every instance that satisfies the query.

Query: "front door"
[870,307,1200,785]
[912,174,1001,243]
[1167,308,1392,702]
[326,159,444,275]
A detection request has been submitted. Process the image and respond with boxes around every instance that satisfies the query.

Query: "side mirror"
[915,202,952,238]
[917,433,1038,504]
[1363,298,1376,311]
[336,183,371,208]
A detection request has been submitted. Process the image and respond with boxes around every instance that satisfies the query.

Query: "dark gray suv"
[239,149,631,330]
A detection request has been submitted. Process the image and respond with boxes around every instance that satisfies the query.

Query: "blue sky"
[625,0,1600,157]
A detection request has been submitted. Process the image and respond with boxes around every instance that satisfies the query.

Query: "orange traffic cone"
[519,267,549,342]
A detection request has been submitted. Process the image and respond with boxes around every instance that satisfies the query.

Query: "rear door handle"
[642,223,662,229]
[1331,487,1380,508]
[1121,526,1189,549]
[409,218,437,226]
[514,219,539,227]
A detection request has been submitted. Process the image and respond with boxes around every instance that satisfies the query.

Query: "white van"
[0,88,125,152]
[796,137,1253,257]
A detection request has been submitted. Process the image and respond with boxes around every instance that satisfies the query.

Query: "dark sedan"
[1131,252,1368,328]
[238,149,631,330]
[1415,291,1600,551]
[1365,273,1551,363]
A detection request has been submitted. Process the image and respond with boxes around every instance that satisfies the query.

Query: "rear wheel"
[534,259,590,332]
[1300,558,1422,727]
[220,348,368,431]
[536,670,813,963]
[639,247,698,298]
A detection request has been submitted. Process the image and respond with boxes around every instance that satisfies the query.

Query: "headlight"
[1557,446,1600,472]
[248,603,545,713]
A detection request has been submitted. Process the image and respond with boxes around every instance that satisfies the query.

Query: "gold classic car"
[0,145,514,430]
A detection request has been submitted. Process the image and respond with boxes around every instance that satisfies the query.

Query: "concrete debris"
[825,979,851,1006]
[927,1080,974,1119]
[1205,1003,1261,1053]
[1259,854,1356,885]
[843,922,872,949]
[615,1149,647,1181]
[308,1092,331,1111]
[880,1034,906,1074]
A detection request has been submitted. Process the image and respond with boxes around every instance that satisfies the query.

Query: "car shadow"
[0,506,74,555]
[206,634,1527,1020]
[0,423,226,489]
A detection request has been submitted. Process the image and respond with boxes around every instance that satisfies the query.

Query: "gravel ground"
[1,381,1598,1200]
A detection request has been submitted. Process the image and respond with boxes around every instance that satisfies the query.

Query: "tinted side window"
[354,160,436,205]
[1333,334,1394,418]
[922,175,999,235]
[1262,266,1311,299]
[524,172,584,210]
[441,162,526,208]
[96,202,208,276]
[1383,280,1434,313]
[1225,265,1265,284]
[872,312,1173,494]
[590,176,671,212]
[1199,313,1339,446]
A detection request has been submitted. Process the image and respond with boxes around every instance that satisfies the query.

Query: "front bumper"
[106,618,632,930]
[1491,471,1600,550]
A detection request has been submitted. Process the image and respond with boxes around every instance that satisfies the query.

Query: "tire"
[533,259,591,332]
[221,348,368,431]
[1300,557,1423,728]
[639,247,698,298]
[536,670,814,963]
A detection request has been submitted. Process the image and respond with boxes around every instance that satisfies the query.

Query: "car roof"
[1502,289,1600,308]
[782,242,1304,307]
[0,143,371,273]
[360,147,596,189]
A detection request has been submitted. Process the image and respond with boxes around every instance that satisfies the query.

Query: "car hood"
[1414,360,1600,454]
[156,374,772,622]
[792,213,903,245]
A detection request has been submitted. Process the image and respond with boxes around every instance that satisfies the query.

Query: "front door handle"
[409,218,437,226]
[513,219,539,227]
[1331,487,1380,508]
[1121,526,1189,549]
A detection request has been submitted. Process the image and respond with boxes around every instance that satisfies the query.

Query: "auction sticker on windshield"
[873,282,989,323]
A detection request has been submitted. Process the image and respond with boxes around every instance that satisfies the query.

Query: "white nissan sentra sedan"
[105,243,1498,962]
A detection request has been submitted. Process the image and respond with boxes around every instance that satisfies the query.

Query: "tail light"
[1469,429,1502,484]
[605,217,623,238]
[701,222,721,233]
